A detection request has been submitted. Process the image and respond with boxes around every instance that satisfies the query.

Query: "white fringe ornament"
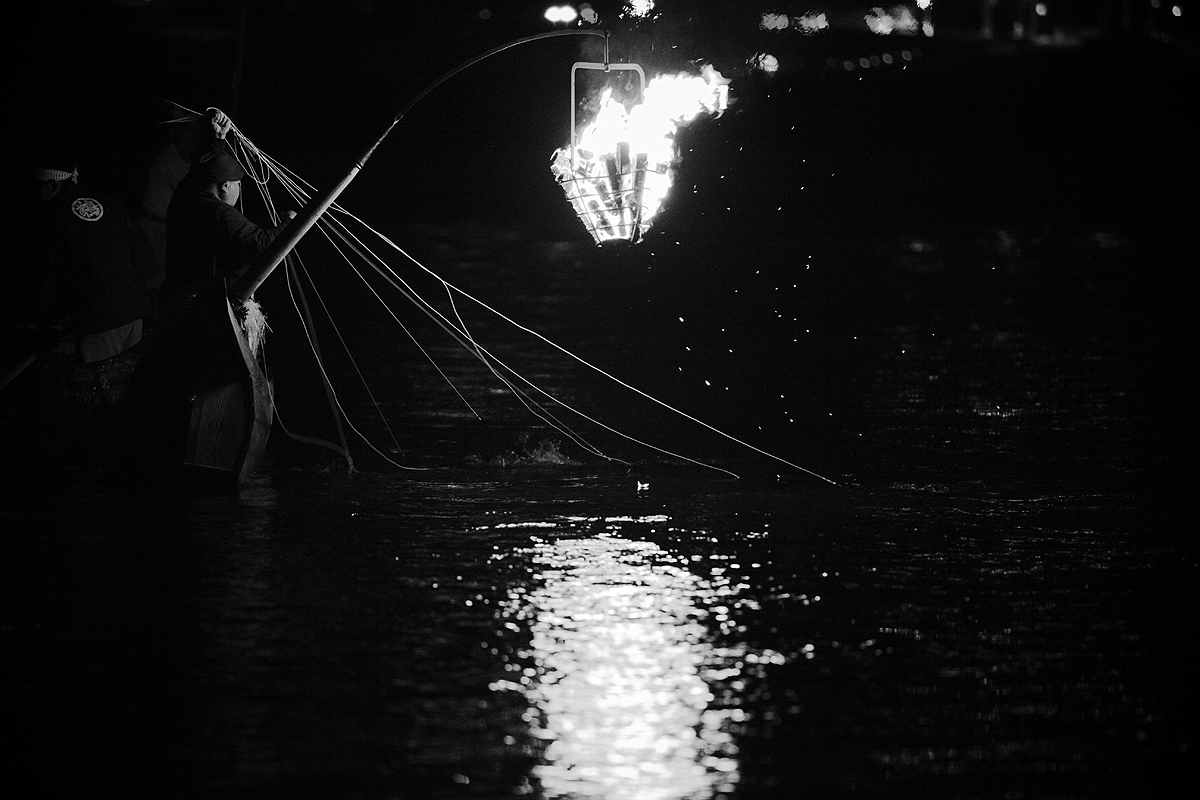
[240,298,269,355]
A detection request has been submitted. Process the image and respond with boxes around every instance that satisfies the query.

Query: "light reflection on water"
[492,522,779,799]
[4,218,1191,798]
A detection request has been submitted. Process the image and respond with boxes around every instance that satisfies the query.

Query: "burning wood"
[551,138,657,245]
[551,66,730,245]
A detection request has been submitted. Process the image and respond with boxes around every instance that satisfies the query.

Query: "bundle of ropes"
[163,103,835,485]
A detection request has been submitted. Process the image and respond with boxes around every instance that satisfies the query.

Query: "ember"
[551,64,729,245]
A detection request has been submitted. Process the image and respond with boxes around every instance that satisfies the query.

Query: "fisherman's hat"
[193,149,245,183]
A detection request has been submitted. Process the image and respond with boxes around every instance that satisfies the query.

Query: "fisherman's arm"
[213,205,296,276]
[188,108,237,168]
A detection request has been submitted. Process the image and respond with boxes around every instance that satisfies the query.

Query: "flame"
[625,0,655,18]
[551,66,729,245]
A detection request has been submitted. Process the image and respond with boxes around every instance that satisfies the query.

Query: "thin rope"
[315,210,629,465]
[171,110,424,471]
[330,206,837,484]
[317,213,620,465]
[170,104,837,484]
[272,168,826,481]
[286,261,357,474]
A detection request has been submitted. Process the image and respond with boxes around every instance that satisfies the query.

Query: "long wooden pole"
[229,164,359,305]
[229,28,608,307]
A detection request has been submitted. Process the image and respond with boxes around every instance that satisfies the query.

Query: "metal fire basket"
[555,61,649,246]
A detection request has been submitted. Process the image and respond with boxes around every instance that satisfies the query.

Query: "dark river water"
[6,23,1198,800]
[5,216,1194,799]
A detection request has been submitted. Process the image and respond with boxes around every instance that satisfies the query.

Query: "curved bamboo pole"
[230,28,609,305]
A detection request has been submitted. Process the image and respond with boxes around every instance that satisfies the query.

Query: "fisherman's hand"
[206,107,233,139]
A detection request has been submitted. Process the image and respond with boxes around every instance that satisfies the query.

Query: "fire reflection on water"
[493,522,774,799]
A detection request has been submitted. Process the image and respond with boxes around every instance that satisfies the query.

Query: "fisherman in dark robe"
[27,160,156,364]
[158,108,293,321]
[6,151,157,465]
[121,109,293,479]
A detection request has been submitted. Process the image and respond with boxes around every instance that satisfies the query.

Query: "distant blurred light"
[865,6,919,35]
[865,8,892,34]
[545,5,578,23]
[760,12,790,30]
[796,12,829,32]
[1172,5,1181,16]
[579,2,598,23]
[917,0,932,9]
[478,7,492,20]
[751,53,780,74]
[1035,3,1047,16]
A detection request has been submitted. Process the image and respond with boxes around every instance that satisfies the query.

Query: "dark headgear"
[193,150,245,183]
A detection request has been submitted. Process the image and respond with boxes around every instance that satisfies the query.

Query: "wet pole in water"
[230,28,611,305]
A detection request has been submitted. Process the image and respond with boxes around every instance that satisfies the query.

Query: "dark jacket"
[161,141,287,311]
[30,184,155,337]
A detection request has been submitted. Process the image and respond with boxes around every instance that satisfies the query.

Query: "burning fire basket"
[552,61,651,246]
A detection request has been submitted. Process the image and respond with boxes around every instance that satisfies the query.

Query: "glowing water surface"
[492,527,751,799]
[3,211,1193,800]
